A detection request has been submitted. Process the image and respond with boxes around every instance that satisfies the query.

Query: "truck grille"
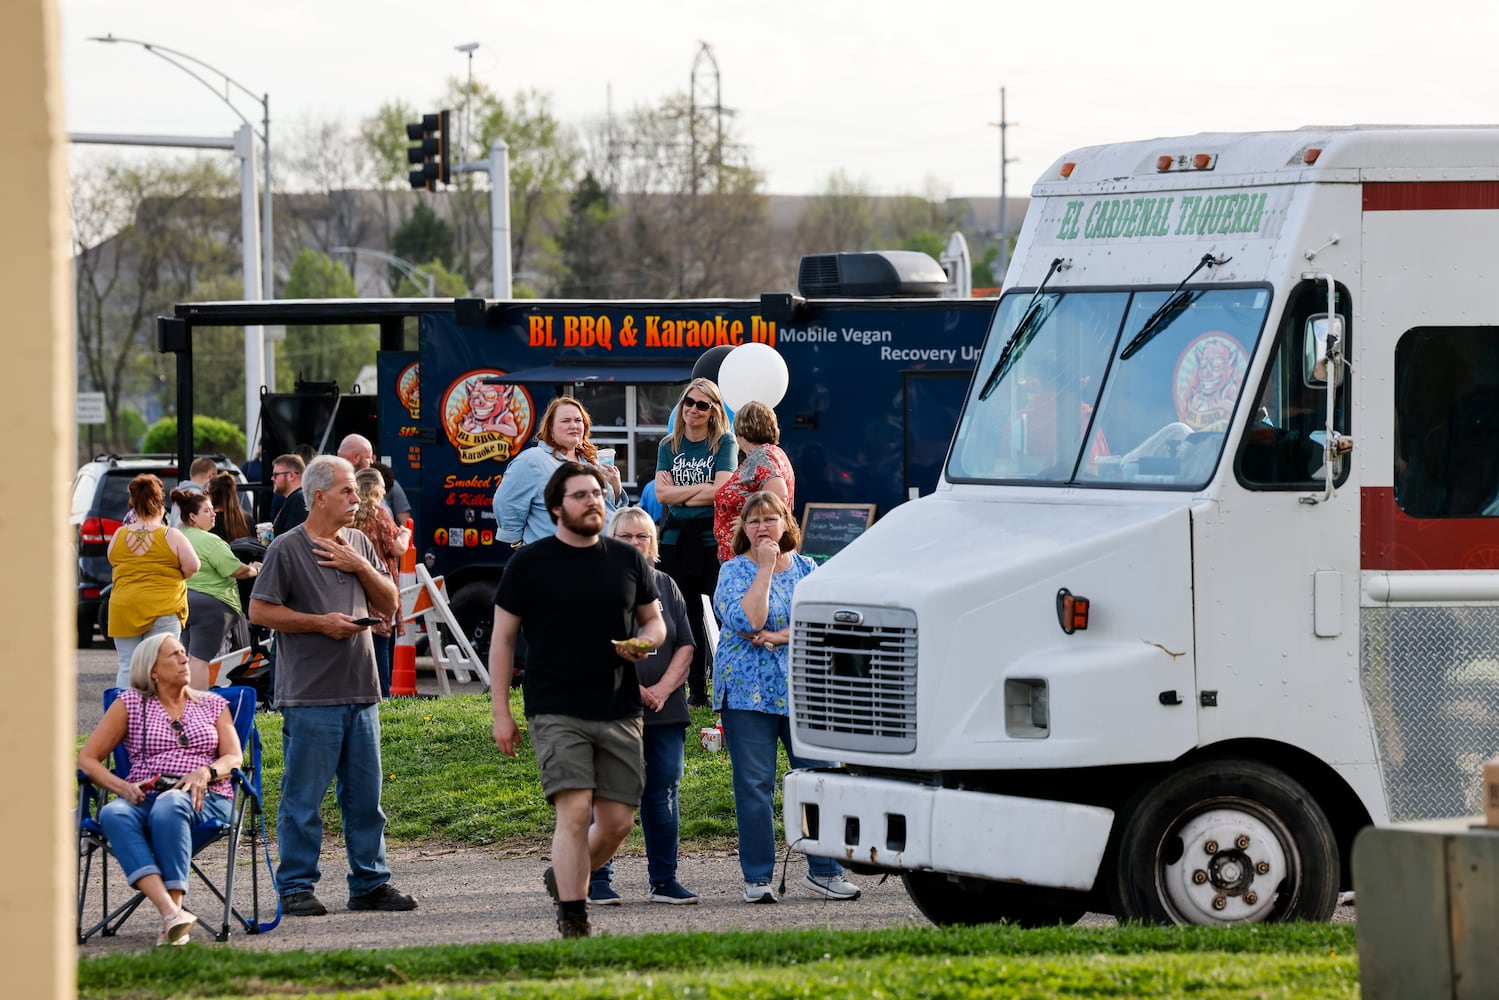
[792,605,918,754]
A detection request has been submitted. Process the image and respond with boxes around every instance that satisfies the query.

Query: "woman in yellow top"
[109,474,200,689]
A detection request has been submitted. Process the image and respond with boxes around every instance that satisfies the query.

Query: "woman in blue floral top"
[712,492,861,905]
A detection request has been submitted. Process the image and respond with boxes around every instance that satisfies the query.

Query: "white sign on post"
[76,392,106,425]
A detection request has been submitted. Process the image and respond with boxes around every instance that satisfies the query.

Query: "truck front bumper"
[783,769,1115,892]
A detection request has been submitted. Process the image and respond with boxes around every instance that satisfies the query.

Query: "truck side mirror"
[1303,314,1344,387]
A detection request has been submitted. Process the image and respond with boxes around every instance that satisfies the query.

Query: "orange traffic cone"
[391,522,419,697]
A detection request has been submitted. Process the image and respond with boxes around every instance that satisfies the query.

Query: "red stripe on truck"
[1361,487,1499,570]
[1363,181,1499,212]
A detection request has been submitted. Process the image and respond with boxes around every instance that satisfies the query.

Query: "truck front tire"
[902,872,1087,928]
[1111,758,1339,925]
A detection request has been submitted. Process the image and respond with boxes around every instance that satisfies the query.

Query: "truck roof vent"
[797,251,948,298]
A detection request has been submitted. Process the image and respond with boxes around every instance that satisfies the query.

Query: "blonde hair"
[129,632,178,696]
[352,467,385,532]
[669,378,731,456]
[609,506,660,563]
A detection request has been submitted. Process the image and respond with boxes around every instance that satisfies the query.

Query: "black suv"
[70,454,243,647]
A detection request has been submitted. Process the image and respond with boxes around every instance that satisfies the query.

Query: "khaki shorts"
[529,714,645,806]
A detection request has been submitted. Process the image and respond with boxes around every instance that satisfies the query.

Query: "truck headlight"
[1004,678,1049,738]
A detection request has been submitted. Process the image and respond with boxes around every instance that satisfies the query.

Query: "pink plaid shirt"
[118,688,232,799]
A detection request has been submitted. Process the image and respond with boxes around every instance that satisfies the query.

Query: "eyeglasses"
[615,532,653,542]
[271,470,294,479]
[565,488,607,503]
[682,398,713,412]
[169,718,190,749]
[744,515,783,528]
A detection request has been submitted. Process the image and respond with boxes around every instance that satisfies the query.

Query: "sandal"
[157,907,197,946]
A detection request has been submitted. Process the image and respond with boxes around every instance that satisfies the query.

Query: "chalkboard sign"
[799,503,877,564]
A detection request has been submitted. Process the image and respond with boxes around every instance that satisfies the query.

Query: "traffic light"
[406,110,451,191]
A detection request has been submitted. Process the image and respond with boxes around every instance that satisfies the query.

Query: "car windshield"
[946,286,1271,488]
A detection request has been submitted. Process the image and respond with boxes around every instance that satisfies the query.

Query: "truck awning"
[486,363,693,385]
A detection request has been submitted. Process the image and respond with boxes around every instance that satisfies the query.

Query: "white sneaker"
[743,882,779,904]
[802,873,861,900]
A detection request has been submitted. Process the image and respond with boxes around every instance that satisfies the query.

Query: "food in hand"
[611,637,653,652]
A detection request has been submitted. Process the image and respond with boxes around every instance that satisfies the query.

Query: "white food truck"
[783,126,1499,926]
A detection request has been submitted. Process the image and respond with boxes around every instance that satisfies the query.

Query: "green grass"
[77,922,1359,999]
[255,692,750,849]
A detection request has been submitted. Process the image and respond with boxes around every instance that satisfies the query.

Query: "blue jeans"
[592,724,689,893]
[721,708,842,885]
[276,703,391,898]
[372,633,393,698]
[114,615,181,690]
[99,789,233,891]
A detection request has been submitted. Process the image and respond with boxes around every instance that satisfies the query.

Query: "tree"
[73,156,241,451]
[393,259,468,298]
[558,172,623,297]
[141,415,247,460]
[276,250,377,390]
[358,99,420,247]
[583,93,775,298]
[392,202,454,274]
[442,80,578,293]
[279,116,375,259]
[796,170,877,258]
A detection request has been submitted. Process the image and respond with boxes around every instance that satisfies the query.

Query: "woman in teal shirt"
[655,378,737,706]
[172,490,259,688]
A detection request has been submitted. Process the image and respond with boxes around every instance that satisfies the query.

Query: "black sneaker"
[283,890,328,917]
[543,866,560,903]
[557,909,591,938]
[347,883,418,911]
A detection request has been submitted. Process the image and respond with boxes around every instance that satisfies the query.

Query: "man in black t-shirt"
[489,462,665,938]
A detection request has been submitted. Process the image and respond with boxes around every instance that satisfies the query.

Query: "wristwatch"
[207,766,219,782]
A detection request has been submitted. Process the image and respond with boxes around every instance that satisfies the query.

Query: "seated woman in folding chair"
[77,632,243,946]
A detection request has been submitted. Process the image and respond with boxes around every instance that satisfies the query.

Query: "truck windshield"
[947,286,1270,488]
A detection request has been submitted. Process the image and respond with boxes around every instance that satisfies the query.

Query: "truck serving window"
[947,287,1269,488]
[1394,327,1499,517]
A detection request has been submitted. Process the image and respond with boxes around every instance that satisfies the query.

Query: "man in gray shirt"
[249,455,417,917]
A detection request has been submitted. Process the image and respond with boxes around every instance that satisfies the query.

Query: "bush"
[141,416,247,461]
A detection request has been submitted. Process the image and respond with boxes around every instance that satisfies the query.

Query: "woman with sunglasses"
[493,395,624,547]
[78,633,243,946]
[655,378,738,706]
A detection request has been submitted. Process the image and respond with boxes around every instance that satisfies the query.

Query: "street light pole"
[88,35,273,304]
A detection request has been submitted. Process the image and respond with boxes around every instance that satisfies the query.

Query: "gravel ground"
[76,646,930,955]
[73,647,1350,956]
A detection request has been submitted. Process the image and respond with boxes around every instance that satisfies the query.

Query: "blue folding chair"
[77,685,281,943]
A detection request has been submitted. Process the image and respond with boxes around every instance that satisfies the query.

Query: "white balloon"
[718,343,789,409]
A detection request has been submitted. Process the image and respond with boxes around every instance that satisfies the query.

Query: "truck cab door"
[1191,279,1369,761]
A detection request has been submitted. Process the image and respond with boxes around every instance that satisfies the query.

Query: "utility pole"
[989,87,1019,285]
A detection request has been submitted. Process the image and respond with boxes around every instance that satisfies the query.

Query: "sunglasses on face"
[682,398,713,412]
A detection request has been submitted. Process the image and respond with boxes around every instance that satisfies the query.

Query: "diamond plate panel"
[1362,606,1499,821]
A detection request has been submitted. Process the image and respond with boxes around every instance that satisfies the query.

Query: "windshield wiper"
[977,257,1067,400]
[1119,253,1231,361]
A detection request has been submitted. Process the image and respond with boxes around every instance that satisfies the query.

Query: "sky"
[61,0,1499,200]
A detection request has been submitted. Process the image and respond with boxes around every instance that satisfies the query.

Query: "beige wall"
[1,0,75,995]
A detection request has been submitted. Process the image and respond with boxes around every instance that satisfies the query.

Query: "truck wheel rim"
[1160,803,1292,924]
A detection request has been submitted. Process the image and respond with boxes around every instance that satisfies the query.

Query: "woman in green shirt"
[655,378,738,706]
[172,489,260,688]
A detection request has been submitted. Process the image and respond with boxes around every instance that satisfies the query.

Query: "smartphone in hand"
[352,617,382,626]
